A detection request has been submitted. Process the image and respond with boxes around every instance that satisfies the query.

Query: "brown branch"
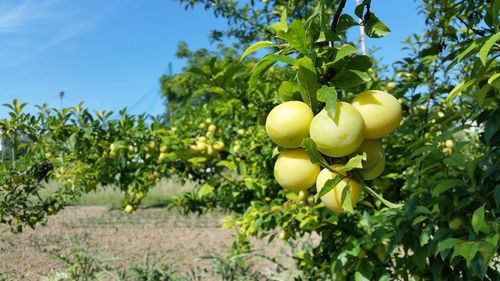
[330,0,347,32]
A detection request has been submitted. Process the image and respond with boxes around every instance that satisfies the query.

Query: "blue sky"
[0,0,424,118]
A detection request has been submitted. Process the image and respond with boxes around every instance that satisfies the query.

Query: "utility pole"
[356,0,367,55]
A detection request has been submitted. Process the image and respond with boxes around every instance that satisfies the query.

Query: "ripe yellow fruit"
[309,103,365,157]
[351,90,402,139]
[208,124,217,133]
[265,101,313,148]
[445,139,454,149]
[274,149,320,191]
[196,141,207,151]
[356,139,386,180]
[316,166,362,212]
[213,141,225,151]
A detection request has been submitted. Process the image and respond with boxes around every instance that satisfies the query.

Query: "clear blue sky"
[0,0,424,118]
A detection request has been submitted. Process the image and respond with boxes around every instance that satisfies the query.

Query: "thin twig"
[330,0,348,32]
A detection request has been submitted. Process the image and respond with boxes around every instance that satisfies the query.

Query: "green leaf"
[447,79,477,103]
[216,160,237,171]
[431,179,463,197]
[240,41,276,61]
[337,14,358,32]
[317,86,338,119]
[364,14,391,38]
[354,174,403,209]
[437,238,461,253]
[487,73,500,90]
[249,55,278,88]
[319,175,343,198]
[197,183,214,198]
[188,157,206,164]
[355,4,364,19]
[336,154,367,172]
[354,260,373,281]
[452,242,479,268]
[287,20,308,55]
[296,57,319,111]
[331,70,371,88]
[279,81,301,102]
[484,109,500,146]
[472,205,490,235]
[446,40,481,72]
[479,32,500,65]
[333,44,358,64]
[340,183,353,212]
[346,55,373,72]
[266,54,297,65]
[301,138,333,172]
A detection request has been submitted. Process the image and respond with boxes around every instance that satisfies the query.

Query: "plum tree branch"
[330,0,347,32]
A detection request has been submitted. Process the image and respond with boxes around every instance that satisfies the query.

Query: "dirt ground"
[0,206,298,281]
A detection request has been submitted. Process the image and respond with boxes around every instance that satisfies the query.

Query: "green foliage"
[1,0,499,280]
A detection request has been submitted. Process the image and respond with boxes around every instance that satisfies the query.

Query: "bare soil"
[0,206,297,280]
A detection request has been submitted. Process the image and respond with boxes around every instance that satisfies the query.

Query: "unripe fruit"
[124,205,134,213]
[148,141,156,150]
[274,149,320,191]
[160,145,168,153]
[237,129,245,135]
[265,101,313,148]
[352,90,402,139]
[386,82,396,91]
[309,103,365,157]
[198,122,206,129]
[316,165,362,212]
[158,152,168,162]
[205,118,212,124]
[448,217,463,230]
[110,143,116,152]
[307,196,316,206]
[356,139,386,180]
[298,190,309,202]
[279,231,289,240]
[128,145,135,154]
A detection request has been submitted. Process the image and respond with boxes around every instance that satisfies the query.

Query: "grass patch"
[40,178,194,208]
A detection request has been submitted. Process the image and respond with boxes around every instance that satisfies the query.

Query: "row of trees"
[1,0,498,279]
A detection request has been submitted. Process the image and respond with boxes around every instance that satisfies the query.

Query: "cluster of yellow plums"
[266,90,402,212]
[190,120,225,157]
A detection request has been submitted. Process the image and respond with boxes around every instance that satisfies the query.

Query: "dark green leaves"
[337,14,358,32]
[364,14,391,38]
[331,70,371,88]
[471,205,490,235]
[317,86,338,119]
[301,138,333,172]
[296,57,319,111]
[318,176,343,198]
[336,153,366,172]
[332,44,358,64]
[287,20,309,55]
[279,81,301,102]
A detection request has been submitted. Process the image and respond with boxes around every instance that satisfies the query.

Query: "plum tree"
[309,102,365,157]
[351,90,402,139]
[274,149,320,191]
[265,101,313,148]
